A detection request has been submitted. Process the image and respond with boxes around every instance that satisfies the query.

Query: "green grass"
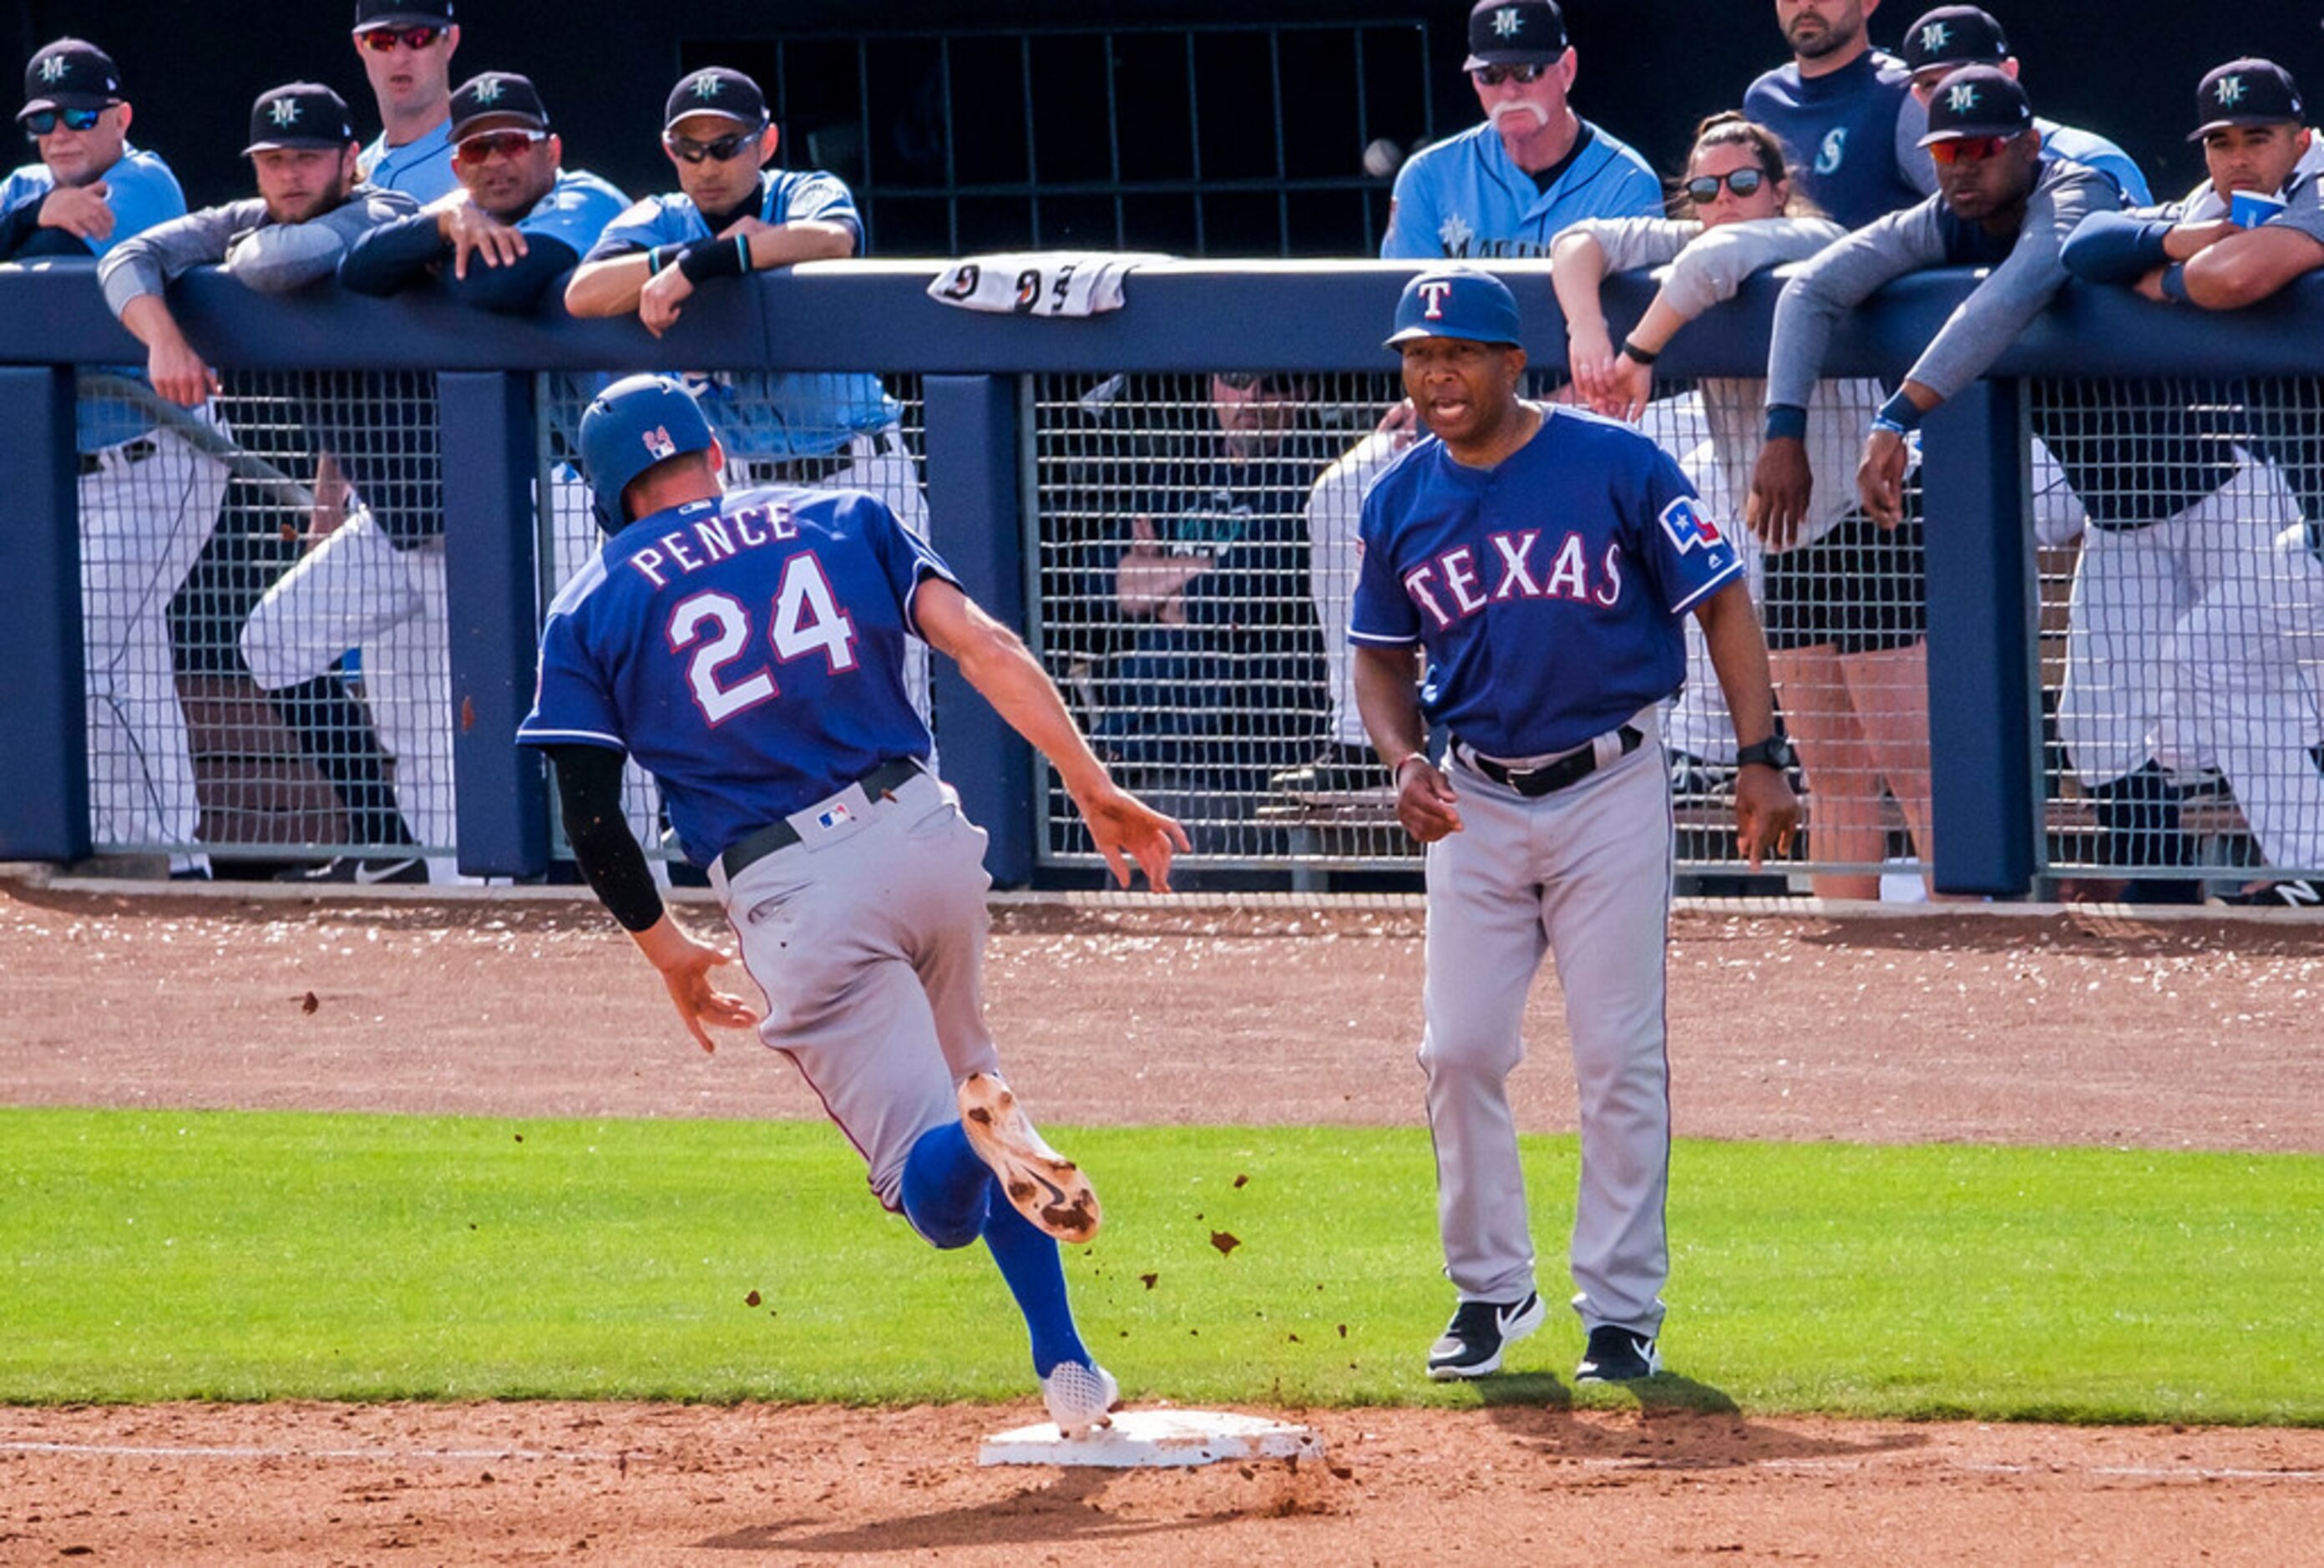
[3,1108,2320,1424]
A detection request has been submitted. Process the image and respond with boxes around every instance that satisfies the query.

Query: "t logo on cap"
[1419,280,1456,320]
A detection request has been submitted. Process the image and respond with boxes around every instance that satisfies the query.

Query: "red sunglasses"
[356,24,445,53]
[1928,134,2010,165]
[454,129,548,166]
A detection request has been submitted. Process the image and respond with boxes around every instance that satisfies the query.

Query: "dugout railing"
[3,259,2321,897]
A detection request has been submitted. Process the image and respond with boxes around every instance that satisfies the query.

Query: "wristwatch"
[1735,736,1797,772]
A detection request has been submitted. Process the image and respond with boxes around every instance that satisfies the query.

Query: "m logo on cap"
[1491,5,1522,38]
[2215,75,2246,107]
[642,426,677,460]
[270,97,302,128]
[38,54,68,83]
[1418,280,1456,320]
[1919,22,1951,54]
[692,75,722,99]
[472,78,502,104]
[1946,83,1980,114]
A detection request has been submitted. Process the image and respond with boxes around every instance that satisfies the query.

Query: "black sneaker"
[1574,1324,1662,1383]
[2215,878,2321,910]
[1425,1291,1545,1381]
[1268,742,1389,802]
[277,855,427,886]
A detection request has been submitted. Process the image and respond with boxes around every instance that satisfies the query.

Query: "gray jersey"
[98,186,418,315]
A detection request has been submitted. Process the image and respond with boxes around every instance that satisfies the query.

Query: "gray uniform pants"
[711,768,1002,1211]
[1420,725,1673,1337]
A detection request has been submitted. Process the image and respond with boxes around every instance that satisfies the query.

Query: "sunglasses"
[663,125,763,164]
[356,24,445,53]
[23,107,106,137]
[1928,134,2013,164]
[1470,62,1552,88]
[1684,167,1767,203]
[455,128,549,166]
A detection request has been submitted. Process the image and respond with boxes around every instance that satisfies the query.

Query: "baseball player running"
[3,38,224,879]
[1351,271,1796,1383]
[519,374,1186,1434]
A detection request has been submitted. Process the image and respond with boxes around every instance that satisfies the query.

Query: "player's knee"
[1418,1026,1521,1081]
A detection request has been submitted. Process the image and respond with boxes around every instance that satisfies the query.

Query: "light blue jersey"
[519,168,627,252]
[585,168,898,461]
[1381,119,1662,260]
[2038,120,2149,206]
[0,144,188,451]
[360,120,458,201]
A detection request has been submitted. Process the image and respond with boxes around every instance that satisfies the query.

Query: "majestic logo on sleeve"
[38,55,68,83]
[1946,83,1980,115]
[2215,75,2246,108]
[1658,496,1724,554]
[641,425,677,460]
[1917,21,1952,55]
[1491,6,1523,38]
[270,97,303,128]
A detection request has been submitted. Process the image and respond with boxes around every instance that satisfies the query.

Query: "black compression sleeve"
[547,744,666,933]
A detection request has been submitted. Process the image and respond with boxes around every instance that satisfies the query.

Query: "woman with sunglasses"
[1553,112,1931,899]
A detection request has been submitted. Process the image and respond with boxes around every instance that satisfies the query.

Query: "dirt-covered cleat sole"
[959,1072,1101,1243]
[1040,1359,1121,1439]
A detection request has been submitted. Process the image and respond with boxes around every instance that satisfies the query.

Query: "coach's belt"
[1460,726,1644,798]
[77,437,157,478]
[717,757,926,881]
[736,446,853,487]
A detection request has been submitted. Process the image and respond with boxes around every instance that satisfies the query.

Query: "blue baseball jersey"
[517,167,628,253]
[1745,50,1921,230]
[2,144,188,452]
[359,121,458,201]
[585,169,898,461]
[2038,121,2149,206]
[519,485,958,865]
[1349,407,1744,757]
[1381,118,1662,260]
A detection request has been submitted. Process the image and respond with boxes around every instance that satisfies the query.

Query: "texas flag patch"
[1658,495,1725,554]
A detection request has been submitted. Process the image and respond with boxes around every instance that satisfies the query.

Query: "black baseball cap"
[450,72,549,138]
[2190,59,2304,141]
[1462,0,1568,71]
[244,82,357,155]
[1917,65,2035,144]
[1900,7,2009,75]
[353,0,453,28]
[664,68,767,130]
[19,38,123,119]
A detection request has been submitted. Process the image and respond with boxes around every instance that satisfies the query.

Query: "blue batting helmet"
[578,373,717,531]
[1385,268,1521,351]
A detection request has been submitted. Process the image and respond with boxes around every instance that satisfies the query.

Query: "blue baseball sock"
[899,1122,990,1249]
[982,1200,1089,1378]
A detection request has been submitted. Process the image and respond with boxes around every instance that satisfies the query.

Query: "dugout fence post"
[0,366,92,862]
[1917,377,2038,897]
[438,371,549,879]
[921,374,1034,887]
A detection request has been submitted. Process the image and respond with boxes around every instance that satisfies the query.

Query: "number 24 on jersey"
[667,552,858,726]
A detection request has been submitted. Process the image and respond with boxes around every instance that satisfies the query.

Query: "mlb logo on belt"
[1658,496,1724,554]
[814,802,853,832]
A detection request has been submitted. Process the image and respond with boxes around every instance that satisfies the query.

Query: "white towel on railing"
[926,252,1169,316]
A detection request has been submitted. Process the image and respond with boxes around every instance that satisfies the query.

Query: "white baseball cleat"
[958,1072,1101,1244]
[1041,1359,1120,1439]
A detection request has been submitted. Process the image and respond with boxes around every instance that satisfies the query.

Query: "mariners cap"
[450,72,549,138]
[1916,65,2034,144]
[580,375,720,530]
[1462,0,1568,71]
[244,82,357,155]
[19,38,123,119]
[354,0,454,29]
[665,68,768,131]
[2190,59,2304,141]
[1900,8,2009,76]
[1385,268,1522,350]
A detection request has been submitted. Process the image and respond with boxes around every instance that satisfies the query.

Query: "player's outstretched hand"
[1073,780,1191,893]
[631,913,761,1054]
[1394,756,1463,844]
[1745,437,1813,551]
[1732,764,1800,873]
[1856,429,1909,530]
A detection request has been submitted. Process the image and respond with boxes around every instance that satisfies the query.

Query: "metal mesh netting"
[2029,377,2324,886]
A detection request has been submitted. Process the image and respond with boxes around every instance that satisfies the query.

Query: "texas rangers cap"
[1384,268,1522,350]
[353,0,453,28]
[19,38,123,119]
[1463,0,1568,71]
[450,72,549,138]
[1899,7,2009,76]
[243,83,357,155]
[665,68,767,130]
[580,375,720,530]
[1916,65,2034,144]
[2190,59,2304,141]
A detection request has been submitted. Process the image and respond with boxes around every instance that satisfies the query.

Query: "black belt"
[717,758,925,881]
[77,437,157,478]
[1461,726,1644,798]
[737,447,852,487]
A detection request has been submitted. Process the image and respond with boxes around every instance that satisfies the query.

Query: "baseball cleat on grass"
[1574,1325,1662,1383]
[1425,1291,1545,1380]
[958,1072,1101,1244]
[1041,1358,1120,1439]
